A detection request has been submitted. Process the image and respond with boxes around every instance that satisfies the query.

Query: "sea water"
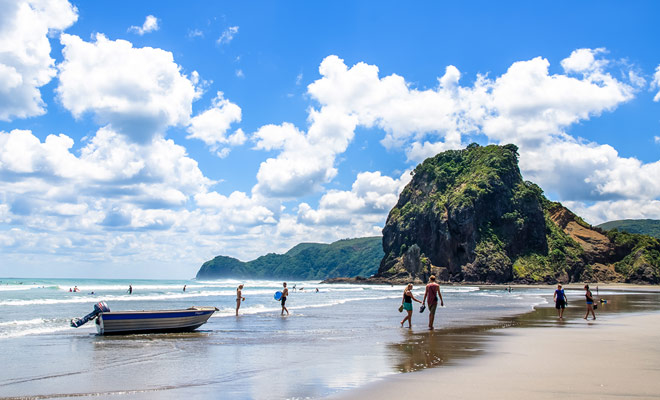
[0,278,656,399]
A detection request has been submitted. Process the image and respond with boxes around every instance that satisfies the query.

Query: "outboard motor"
[70,302,110,328]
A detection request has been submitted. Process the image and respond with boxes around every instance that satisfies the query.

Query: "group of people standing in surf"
[234,278,601,327]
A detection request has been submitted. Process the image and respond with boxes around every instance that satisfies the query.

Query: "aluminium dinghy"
[71,302,218,335]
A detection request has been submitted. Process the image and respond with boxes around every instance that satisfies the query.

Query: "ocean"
[1,278,658,399]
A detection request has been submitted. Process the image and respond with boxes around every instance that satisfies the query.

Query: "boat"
[71,302,218,335]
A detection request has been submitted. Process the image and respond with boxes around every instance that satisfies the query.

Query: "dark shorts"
[428,302,438,314]
[555,300,565,309]
[281,297,287,306]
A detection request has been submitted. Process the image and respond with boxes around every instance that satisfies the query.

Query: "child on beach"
[236,284,245,316]
[423,275,444,330]
[400,283,422,328]
[281,282,289,316]
[554,284,567,319]
[584,285,596,320]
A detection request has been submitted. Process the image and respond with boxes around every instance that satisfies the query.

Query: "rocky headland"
[327,144,660,285]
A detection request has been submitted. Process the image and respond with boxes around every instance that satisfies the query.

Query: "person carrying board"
[281,282,289,316]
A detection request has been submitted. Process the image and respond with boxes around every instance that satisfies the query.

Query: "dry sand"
[333,312,660,399]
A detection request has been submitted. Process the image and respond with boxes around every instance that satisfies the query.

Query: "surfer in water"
[281,282,289,316]
[236,284,245,316]
[127,284,132,295]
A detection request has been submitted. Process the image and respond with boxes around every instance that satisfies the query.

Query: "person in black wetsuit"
[554,284,568,319]
[400,283,422,328]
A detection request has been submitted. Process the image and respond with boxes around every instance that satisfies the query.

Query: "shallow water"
[0,278,657,399]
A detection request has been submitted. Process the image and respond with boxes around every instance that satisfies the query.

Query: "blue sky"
[1,0,659,279]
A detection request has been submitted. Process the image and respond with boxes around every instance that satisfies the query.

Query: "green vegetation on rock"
[196,237,383,280]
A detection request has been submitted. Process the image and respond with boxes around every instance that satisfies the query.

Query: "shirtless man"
[236,284,245,316]
[281,282,289,316]
[422,275,444,330]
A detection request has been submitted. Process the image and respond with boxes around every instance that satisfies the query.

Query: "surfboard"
[274,291,282,301]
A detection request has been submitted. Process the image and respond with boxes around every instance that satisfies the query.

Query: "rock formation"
[372,143,660,284]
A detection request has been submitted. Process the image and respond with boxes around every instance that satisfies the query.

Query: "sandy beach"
[334,311,660,400]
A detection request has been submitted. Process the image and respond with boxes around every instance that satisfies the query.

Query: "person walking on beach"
[423,275,444,330]
[281,282,289,316]
[554,284,567,319]
[236,284,245,316]
[400,283,422,328]
[584,285,596,320]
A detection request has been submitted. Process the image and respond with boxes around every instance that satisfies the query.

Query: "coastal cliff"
[370,144,660,284]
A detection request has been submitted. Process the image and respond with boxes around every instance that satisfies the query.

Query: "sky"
[1,0,660,279]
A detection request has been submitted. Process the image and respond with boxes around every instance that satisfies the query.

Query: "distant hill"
[597,219,660,239]
[196,237,383,280]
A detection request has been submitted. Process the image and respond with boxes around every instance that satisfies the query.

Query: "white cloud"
[301,51,658,211]
[297,171,410,225]
[563,200,660,226]
[0,126,298,271]
[194,191,277,229]
[187,91,243,153]
[560,48,608,74]
[653,65,660,102]
[520,138,660,202]
[249,50,647,211]
[235,69,244,78]
[0,0,77,121]
[252,108,358,198]
[57,33,201,142]
[308,57,473,149]
[217,26,238,45]
[482,52,634,146]
[0,128,212,219]
[654,136,660,144]
[128,15,159,35]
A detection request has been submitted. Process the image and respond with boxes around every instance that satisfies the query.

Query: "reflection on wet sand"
[390,291,660,373]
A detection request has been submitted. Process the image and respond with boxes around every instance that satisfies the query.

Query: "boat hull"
[96,307,217,335]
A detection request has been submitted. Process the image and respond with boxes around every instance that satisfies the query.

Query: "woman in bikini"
[400,283,422,328]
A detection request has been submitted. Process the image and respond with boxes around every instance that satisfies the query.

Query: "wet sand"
[334,311,660,399]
